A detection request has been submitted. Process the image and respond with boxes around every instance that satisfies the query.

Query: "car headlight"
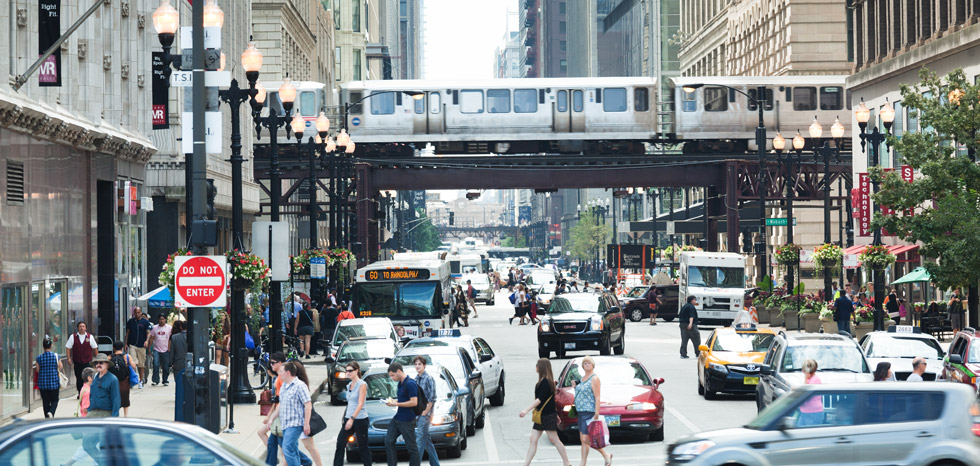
[334,371,348,379]
[590,316,604,331]
[709,363,728,374]
[733,298,741,308]
[431,412,459,425]
[625,402,658,411]
[671,440,716,461]
[539,322,551,332]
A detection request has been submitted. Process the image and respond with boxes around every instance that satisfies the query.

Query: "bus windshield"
[354,282,441,319]
[688,266,744,288]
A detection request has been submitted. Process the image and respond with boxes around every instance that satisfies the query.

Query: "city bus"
[352,259,452,340]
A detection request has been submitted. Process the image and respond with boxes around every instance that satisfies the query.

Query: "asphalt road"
[311,290,759,465]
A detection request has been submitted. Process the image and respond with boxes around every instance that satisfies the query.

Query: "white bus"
[678,251,747,326]
[353,259,452,340]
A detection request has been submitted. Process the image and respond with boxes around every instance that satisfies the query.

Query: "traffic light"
[742,231,753,254]
[206,178,217,220]
[449,212,455,225]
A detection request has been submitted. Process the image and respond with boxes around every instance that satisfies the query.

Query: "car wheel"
[489,299,495,306]
[346,449,361,463]
[704,387,717,400]
[538,348,549,359]
[330,391,344,406]
[650,423,665,442]
[628,308,644,322]
[756,388,765,413]
[599,336,611,356]
[613,335,625,355]
[489,372,505,406]
[447,434,463,458]
[663,316,675,322]
[476,406,486,429]
[697,377,704,396]
[466,400,477,436]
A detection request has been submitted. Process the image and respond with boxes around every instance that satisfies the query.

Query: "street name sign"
[174,255,227,308]
[169,70,232,88]
[765,218,796,226]
[310,257,326,279]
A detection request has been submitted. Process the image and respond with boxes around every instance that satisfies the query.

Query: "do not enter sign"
[174,255,228,308]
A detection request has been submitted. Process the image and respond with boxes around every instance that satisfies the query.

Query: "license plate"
[605,415,620,427]
[564,342,576,349]
[743,376,759,385]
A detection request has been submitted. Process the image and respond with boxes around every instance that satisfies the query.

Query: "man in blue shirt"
[413,356,440,466]
[87,353,120,417]
[385,362,420,466]
[124,306,151,387]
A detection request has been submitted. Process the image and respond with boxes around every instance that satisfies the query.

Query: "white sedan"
[459,273,494,305]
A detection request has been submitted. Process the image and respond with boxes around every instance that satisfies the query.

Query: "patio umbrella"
[891,266,931,285]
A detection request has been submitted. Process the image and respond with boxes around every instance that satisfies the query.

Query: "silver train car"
[331,76,851,155]
[256,80,331,138]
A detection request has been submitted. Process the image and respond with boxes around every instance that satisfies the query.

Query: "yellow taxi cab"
[696,325,776,399]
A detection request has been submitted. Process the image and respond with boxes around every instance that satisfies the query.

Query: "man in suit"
[834,284,856,335]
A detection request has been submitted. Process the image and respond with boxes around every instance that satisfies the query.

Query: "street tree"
[501,234,527,248]
[566,209,611,263]
[873,67,980,326]
[413,213,443,252]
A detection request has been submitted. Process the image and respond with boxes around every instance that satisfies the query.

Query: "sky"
[422,0,515,80]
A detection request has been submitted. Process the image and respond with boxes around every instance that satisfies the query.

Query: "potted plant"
[859,245,896,274]
[819,303,838,334]
[781,295,803,331]
[799,299,824,333]
[812,243,843,275]
[755,290,772,324]
[775,244,802,266]
[853,305,876,339]
[225,249,271,292]
[769,292,785,327]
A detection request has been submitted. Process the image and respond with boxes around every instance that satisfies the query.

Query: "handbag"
[258,388,274,416]
[532,393,552,424]
[59,371,69,389]
[126,355,140,386]
[308,410,327,437]
[567,405,577,419]
[587,416,610,449]
[244,331,255,351]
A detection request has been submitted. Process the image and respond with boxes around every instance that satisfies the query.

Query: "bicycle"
[246,335,302,390]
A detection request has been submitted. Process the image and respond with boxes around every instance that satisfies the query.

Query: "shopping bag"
[244,331,256,351]
[587,416,610,449]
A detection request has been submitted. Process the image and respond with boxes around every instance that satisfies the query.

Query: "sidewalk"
[9,360,331,459]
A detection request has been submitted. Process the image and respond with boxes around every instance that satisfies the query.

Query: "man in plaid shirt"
[265,361,313,466]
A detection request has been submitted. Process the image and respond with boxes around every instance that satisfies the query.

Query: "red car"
[554,356,665,442]
[943,328,980,394]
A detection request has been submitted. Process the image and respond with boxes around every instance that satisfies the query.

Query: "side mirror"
[479,354,492,363]
[698,345,709,353]
[324,356,335,364]
[777,416,796,431]
[949,354,963,365]
[456,387,471,397]
[470,370,482,380]
[759,364,773,375]
[654,378,665,387]
[609,307,621,314]
[384,357,393,364]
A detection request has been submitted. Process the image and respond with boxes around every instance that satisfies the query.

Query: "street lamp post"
[293,112,330,305]
[252,75,299,353]
[808,117,846,303]
[855,98,895,330]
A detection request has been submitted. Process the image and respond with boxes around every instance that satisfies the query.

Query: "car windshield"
[688,266,744,288]
[333,323,393,346]
[337,339,397,362]
[626,287,649,298]
[393,353,466,383]
[782,344,869,373]
[559,361,652,387]
[364,373,398,400]
[353,282,441,318]
[538,284,557,295]
[713,333,775,353]
[549,295,600,314]
[462,274,486,285]
[865,336,944,359]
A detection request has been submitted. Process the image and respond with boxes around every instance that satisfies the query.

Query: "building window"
[560,21,566,34]
[400,0,407,16]
[560,40,567,51]
[352,0,361,32]
[560,59,567,73]
[335,47,341,81]
[487,89,511,113]
[335,0,341,29]
[353,49,361,80]
[560,2,566,14]
[792,87,817,111]
[365,2,370,34]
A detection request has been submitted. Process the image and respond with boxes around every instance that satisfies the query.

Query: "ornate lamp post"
[855,98,895,330]
[293,112,330,305]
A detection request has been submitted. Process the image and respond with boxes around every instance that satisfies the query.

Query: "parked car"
[459,272,494,305]
[325,336,401,404]
[697,326,775,399]
[0,418,264,465]
[667,382,980,466]
[326,317,400,359]
[942,327,980,394]
[345,364,468,462]
[756,332,873,412]
[392,345,486,435]
[554,356,665,441]
[404,329,506,406]
[535,282,558,312]
[859,327,945,381]
[537,292,626,359]
[621,284,680,322]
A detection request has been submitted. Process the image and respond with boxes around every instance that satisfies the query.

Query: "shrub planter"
[802,313,822,333]
[853,321,874,340]
[821,316,837,334]
[756,305,771,324]
[770,309,785,327]
[783,309,800,330]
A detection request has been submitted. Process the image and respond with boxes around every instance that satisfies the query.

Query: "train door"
[413,92,444,135]
[554,89,585,132]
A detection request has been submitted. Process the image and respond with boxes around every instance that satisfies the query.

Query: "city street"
[307,290,758,465]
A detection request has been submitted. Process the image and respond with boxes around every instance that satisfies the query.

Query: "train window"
[820,87,844,110]
[414,95,425,114]
[487,89,511,113]
[514,89,538,113]
[557,90,568,112]
[704,87,728,112]
[573,90,584,112]
[300,91,317,116]
[603,88,627,112]
[747,88,774,111]
[267,92,285,117]
[350,92,363,114]
[430,93,441,114]
[682,88,696,112]
[369,92,395,115]
[460,90,484,113]
[793,87,817,111]
[634,88,650,112]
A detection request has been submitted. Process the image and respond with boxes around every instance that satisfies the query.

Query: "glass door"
[2,285,28,418]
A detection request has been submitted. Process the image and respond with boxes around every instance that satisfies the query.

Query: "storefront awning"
[843,244,920,267]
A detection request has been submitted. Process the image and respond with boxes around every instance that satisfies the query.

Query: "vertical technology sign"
[38,0,62,86]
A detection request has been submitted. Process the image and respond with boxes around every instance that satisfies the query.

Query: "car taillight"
[971,403,980,437]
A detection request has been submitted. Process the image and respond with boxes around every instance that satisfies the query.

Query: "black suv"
[537,292,626,359]
[621,284,680,322]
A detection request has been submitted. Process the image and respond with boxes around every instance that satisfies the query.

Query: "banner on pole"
[38,1,62,86]
[152,52,170,129]
[858,173,871,237]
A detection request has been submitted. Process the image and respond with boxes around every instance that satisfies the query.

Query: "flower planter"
[756,305,771,324]
[232,277,252,290]
[820,258,838,269]
[783,309,800,330]
[852,321,875,340]
[802,313,822,333]
[770,309,785,327]
[821,316,838,334]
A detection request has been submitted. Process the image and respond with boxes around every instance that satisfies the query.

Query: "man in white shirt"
[66,321,99,395]
[906,357,927,381]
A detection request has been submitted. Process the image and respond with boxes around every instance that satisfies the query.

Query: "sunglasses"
[345,368,355,373]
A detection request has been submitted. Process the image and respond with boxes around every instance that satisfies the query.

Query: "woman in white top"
[510,284,529,325]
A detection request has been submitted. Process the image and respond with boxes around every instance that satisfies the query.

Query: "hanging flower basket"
[225,249,271,291]
[159,248,193,296]
[326,248,355,263]
[774,244,802,265]
[858,245,896,273]
[812,243,843,274]
[291,248,334,275]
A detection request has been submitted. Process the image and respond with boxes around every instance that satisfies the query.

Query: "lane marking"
[482,408,500,463]
[449,455,665,465]
[667,405,700,434]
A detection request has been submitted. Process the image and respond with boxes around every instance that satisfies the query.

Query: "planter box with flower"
[780,294,807,330]
[812,243,843,276]
[853,305,876,339]
[819,303,838,334]
[291,248,356,277]
[798,298,825,333]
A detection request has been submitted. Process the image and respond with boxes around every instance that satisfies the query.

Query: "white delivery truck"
[678,251,747,326]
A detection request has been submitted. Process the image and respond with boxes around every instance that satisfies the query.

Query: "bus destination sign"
[366,269,431,281]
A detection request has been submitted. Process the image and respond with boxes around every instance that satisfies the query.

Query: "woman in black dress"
[519,358,571,466]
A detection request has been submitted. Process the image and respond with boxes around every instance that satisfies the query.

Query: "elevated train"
[256,76,852,155]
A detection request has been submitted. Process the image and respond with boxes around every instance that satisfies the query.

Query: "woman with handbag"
[35,338,63,417]
[519,359,571,466]
[333,361,372,466]
[573,356,612,466]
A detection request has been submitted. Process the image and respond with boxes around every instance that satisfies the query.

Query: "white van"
[678,251,747,325]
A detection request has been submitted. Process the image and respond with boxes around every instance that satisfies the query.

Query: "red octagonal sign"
[174,255,228,308]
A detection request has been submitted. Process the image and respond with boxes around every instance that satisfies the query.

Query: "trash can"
[208,363,228,434]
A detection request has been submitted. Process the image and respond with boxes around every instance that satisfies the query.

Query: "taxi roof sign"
[887,325,921,334]
[424,329,462,338]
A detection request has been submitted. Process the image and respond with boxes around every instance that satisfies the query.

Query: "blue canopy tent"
[137,285,173,309]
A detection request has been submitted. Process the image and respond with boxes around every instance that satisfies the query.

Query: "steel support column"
[726,163,741,253]
[356,163,378,268]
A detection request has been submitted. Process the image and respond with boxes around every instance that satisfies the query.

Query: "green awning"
[891,267,931,285]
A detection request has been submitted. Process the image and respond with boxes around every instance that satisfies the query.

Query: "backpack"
[109,354,129,381]
[467,286,476,299]
[509,292,518,304]
[412,377,428,416]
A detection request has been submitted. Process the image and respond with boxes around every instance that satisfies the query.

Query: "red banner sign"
[901,165,914,217]
[858,173,871,236]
